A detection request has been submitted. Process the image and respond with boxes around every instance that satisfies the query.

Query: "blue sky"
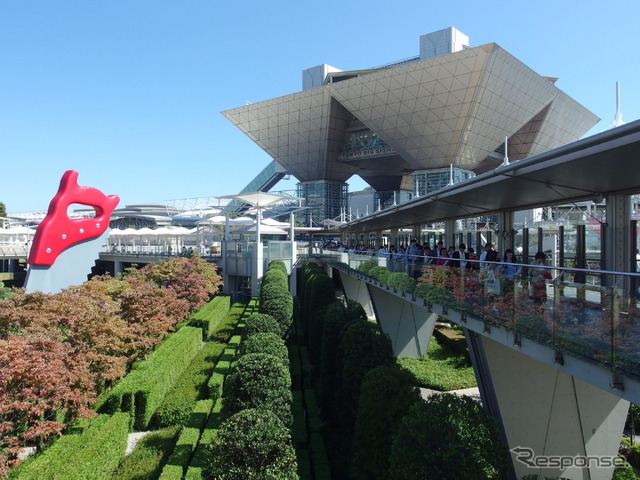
[2,0,639,213]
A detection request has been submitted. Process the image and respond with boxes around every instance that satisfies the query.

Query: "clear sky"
[2,0,639,213]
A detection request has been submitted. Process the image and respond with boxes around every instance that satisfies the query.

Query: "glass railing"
[305,250,640,382]
[100,244,222,258]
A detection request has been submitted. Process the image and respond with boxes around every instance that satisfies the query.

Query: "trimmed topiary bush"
[261,267,288,290]
[267,259,288,275]
[339,321,394,413]
[351,364,422,480]
[318,300,367,423]
[244,313,283,337]
[389,394,509,480]
[222,353,292,426]
[188,295,231,339]
[259,284,293,337]
[240,333,289,363]
[203,408,299,480]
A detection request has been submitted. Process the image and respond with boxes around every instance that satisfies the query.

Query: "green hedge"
[267,259,288,275]
[100,326,203,430]
[291,390,307,448]
[12,413,130,480]
[209,302,245,343]
[159,399,214,479]
[155,341,225,427]
[309,432,331,480]
[207,336,242,400]
[186,397,224,480]
[54,413,130,480]
[189,295,231,339]
[388,394,509,480]
[10,434,82,480]
[113,426,180,480]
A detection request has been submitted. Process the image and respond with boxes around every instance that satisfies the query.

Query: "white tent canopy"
[234,224,288,235]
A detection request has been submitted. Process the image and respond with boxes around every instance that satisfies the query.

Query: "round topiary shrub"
[267,259,288,275]
[261,268,288,294]
[240,333,289,363]
[388,394,509,480]
[222,353,292,426]
[204,408,299,480]
[244,313,283,337]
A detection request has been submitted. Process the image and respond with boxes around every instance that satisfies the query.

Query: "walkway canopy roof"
[337,120,640,233]
[218,192,301,208]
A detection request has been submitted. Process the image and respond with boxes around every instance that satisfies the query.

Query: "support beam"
[479,337,628,480]
[604,194,630,274]
[367,284,437,357]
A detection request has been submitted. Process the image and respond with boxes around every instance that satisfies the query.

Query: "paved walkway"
[420,387,481,404]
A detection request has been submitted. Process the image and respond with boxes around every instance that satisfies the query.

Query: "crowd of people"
[321,239,552,291]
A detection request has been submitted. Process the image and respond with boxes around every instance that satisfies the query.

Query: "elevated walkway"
[307,252,638,480]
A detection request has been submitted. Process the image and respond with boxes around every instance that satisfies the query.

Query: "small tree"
[389,394,509,480]
[222,353,292,426]
[137,255,222,311]
[0,335,95,470]
[204,409,299,480]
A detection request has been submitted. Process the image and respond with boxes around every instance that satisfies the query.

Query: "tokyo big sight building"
[222,27,599,224]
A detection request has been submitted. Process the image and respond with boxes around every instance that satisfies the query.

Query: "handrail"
[317,250,640,278]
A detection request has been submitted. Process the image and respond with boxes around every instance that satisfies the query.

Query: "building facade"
[222,27,599,224]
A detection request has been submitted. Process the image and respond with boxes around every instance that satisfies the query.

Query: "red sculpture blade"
[27,170,120,266]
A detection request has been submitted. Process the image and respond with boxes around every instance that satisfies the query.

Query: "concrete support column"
[412,225,420,241]
[390,229,398,249]
[604,194,630,275]
[444,219,456,249]
[114,260,124,276]
[497,211,514,257]
[478,337,628,480]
